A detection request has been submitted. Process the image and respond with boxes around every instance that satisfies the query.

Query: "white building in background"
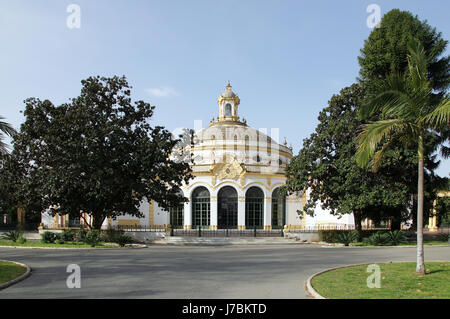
[41,83,355,231]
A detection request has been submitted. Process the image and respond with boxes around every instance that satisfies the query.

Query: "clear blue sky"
[1,0,449,177]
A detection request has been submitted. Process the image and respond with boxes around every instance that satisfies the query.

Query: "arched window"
[245,187,264,229]
[218,186,238,228]
[271,188,286,229]
[192,187,210,228]
[225,103,232,116]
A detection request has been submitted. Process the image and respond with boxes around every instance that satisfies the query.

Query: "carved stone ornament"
[211,157,246,183]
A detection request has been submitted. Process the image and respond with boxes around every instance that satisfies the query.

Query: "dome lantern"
[217,81,241,123]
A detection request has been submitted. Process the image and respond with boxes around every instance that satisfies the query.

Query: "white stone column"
[184,201,192,230]
[264,197,272,230]
[210,196,218,230]
[238,196,246,230]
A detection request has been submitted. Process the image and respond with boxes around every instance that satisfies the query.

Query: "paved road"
[0,244,449,298]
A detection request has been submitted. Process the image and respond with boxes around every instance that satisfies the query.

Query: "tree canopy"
[284,84,413,229]
[7,75,193,229]
[358,9,449,98]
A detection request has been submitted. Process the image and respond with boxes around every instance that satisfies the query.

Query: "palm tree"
[355,38,450,275]
[0,116,17,154]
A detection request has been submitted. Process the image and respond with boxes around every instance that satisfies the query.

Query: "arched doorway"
[169,197,184,229]
[169,190,185,229]
[272,188,286,229]
[245,186,264,229]
[218,186,238,229]
[192,186,210,228]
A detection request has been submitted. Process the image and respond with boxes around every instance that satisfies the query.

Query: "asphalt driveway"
[1,244,449,299]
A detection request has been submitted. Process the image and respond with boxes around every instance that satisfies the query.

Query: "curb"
[320,243,450,248]
[0,244,147,250]
[304,260,450,299]
[0,260,31,290]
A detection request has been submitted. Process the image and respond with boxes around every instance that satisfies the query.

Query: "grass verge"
[350,241,448,247]
[0,261,27,285]
[0,240,115,248]
[311,262,450,299]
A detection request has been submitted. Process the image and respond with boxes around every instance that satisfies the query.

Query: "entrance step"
[151,236,305,246]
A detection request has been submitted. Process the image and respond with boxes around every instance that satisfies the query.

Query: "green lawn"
[0,240,116,248]
[350,241,449,247]
[311,262,450,299]
[0,261,27,285]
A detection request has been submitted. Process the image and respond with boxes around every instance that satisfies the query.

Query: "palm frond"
[356,119,408,169]
[0,134,11,155]
[359,74,419,121]
[407,38,429,90]
[0,116,17,138]
[421,97,450,128]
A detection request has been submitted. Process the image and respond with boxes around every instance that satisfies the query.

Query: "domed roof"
[220,82,237,98]
[187,122,293,174]
[172,83,293,176]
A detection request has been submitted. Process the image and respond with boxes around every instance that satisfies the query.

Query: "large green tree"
[358,9,449,228]
[356,38,450,275]
[284,84,413,231]
[9,75,193,229]
[358,9,449,98]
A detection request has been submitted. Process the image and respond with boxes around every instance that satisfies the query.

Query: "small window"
[194,155,203,163]
[225,103,232,116]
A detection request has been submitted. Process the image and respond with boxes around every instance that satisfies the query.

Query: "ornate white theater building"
[41,83,356,231]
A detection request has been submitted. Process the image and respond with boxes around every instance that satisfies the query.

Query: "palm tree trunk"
[416,133,426,275]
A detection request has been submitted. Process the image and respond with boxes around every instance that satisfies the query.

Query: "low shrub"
[75,230,87,243]
[364,232,390,246]
[41,231,57,243]
[386,230,406,245]
[1,230,23,242]
[61,230,75,242]
[333,230,359,246]
[437,233,449,242]
[114,234,133,247]
[17,235,27,244]
[84,230,102,247]
[101,229,123,243]
[319,230,380,243]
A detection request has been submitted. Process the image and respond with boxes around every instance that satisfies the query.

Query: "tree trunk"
[92,215,106,230]
[416,134,426,275]
[354,210,362,242]
[390,209,401,230]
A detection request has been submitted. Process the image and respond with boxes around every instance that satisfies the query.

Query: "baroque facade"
[41,83,356,230]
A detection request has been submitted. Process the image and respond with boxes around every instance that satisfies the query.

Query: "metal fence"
[286,224,391,233]
[111,225,283,237]
[112,225,169,232]
[173,227,283,238]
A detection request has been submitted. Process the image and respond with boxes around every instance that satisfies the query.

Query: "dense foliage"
[6,75,193,229]
[284,84,416,229]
